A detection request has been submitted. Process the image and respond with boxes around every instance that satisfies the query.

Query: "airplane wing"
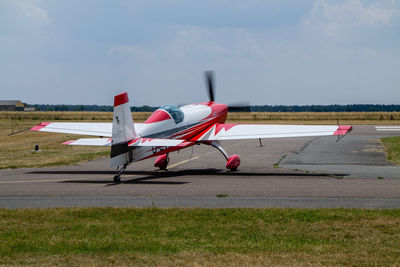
[30,122,145,137]
[191,123,352,141]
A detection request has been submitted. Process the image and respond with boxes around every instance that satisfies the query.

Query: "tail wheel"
[114,175,121,183]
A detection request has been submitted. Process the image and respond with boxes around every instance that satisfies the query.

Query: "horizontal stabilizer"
[62,138,112,146]
[30,122,144,137]
[128,138,193,147]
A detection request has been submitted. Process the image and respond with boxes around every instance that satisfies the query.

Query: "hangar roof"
[0,100,24,107]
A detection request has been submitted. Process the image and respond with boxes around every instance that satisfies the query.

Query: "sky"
[1,0,399,106]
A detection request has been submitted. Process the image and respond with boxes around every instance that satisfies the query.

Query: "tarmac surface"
[1,125,400,209]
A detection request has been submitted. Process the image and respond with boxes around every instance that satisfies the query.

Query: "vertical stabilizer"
[112,92,137,143]
[111,92,138,167]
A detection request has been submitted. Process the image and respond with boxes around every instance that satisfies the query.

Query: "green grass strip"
[1,208,400,265]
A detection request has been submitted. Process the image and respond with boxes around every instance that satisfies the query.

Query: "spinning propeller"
[205,71,215,102]
[204,70,250,112]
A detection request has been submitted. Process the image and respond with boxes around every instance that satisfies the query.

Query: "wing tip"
[30,122,51,131]
[333,126,353,136]
[62,140,76,145]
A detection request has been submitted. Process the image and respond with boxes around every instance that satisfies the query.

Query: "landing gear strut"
[114,163,127,183]
[208,141,241,171]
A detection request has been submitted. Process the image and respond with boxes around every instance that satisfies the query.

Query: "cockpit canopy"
[159,105,184,124]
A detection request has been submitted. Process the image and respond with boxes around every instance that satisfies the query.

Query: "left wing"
[191,123,352,141]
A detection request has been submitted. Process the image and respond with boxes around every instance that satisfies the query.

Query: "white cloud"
[18,1,49,22]
[167,27,266,62]
[107,27,265,67]
[304,0,400,38]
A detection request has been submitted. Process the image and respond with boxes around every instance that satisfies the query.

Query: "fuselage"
[138,102,228,140]
[128,102,228,162]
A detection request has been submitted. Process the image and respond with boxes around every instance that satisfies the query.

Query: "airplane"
[30,71,352,183]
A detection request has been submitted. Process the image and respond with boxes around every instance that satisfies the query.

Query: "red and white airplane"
[31,72,352,183]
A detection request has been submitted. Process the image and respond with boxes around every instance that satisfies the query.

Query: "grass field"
[0,119,109,169]
[382,136,400,165]
[1,111,399,169]
[0,208,399,266]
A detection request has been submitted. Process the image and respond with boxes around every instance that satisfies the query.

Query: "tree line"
[32,104,158,112]
[31,104,400,112]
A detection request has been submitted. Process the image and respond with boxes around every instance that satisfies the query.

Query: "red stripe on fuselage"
[188,121,218,141]
[172,120,211,138]
[172,116,225,141]
[171,102,228,141]
[215,123,236,135]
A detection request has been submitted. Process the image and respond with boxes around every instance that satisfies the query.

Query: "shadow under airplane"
[29,168,349,186]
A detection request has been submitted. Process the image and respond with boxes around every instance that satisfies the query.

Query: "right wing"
[191,123,352,141]
[31,122,144,137]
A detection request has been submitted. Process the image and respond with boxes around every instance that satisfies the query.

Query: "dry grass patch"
[381,136,400,165]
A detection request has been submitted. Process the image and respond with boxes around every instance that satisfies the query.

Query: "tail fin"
[110,92,138,167]
[112,92,138,143]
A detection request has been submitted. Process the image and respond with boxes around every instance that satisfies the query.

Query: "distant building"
[0,100,35,111]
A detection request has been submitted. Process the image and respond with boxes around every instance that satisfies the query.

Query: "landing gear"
[208,141,241,171]
[114,163,127,183]
[154,153,169,170]
[114,174,121,183]
[226,154,241,171]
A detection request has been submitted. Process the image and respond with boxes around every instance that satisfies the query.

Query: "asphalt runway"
[1,125,400,209]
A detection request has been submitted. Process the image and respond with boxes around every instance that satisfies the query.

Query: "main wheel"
[114,175,121,184]
[226,154,240,171]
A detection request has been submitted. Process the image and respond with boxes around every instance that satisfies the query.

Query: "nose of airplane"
[209,103,228,117]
